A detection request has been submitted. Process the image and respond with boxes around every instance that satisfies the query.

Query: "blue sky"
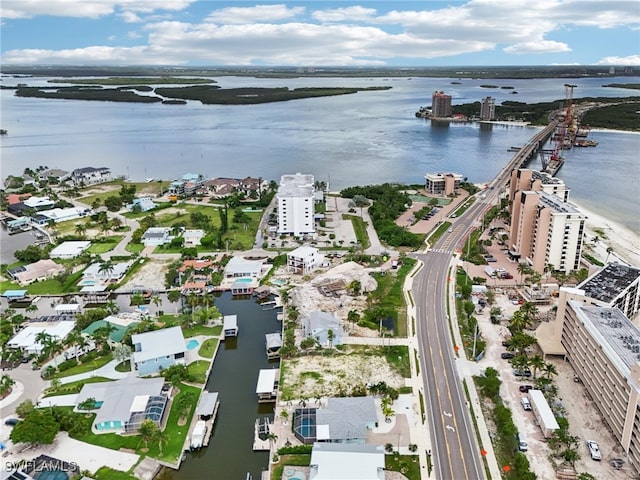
[1,0,639,66]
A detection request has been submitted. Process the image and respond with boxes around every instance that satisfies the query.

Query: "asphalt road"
[411,122,558,479]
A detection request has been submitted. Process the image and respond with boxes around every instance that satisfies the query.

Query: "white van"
[520,397,532,411]
[518,432,528,452]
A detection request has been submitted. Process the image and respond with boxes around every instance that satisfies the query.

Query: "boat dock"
[252,417,272,451]
[184,391,219,452]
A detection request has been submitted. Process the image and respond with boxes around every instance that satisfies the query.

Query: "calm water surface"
[1,75,638,232]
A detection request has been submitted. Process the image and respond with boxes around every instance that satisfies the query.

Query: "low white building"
[23,196,55,210]
[81,261,132,285]
[7,320,76,355]
[224,256,265,279]
[33,206,91,224]
[141,227,171,246]
[49,241,91,259]
[287,246,321,275]
[309,443,385,480]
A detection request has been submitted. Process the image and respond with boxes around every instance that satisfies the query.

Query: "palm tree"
[26,303,39,315]
[266,432,278,449]
[167,290,181,314]
[35,331,53,352]
[105,300,119,315]
[64,331,84,364]
[517,263,531,284]
[98,260,115,280]
[605,246,614,263]
[542,362,558,380]
[151,295,162,316]
[154,428,170,454]
[529,355,545,379]
[520,302,539,326]
[544,263,555,282]
[0,375,16,397]
[137,419,158,449]
[74,223,87,238]
[100,222,111,237]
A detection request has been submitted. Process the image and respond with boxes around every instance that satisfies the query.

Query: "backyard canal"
[158,292,280,480]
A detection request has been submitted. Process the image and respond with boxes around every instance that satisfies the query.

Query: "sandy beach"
[571,199,640,267]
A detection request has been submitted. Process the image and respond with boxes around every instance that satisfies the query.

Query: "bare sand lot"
[120,258,173,291]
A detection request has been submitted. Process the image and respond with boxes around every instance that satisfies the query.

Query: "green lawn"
[43,376,113,397]
[197,338,218,358]
[77,181,169,207]
[87,236,123,254]
[126,243,145,254]
[55,353,114,379]
[187,360,210,384]
[386,454,421,480]
[22,271,84,295]
[94,467,138,480]
[342,214,371,249]
[425,221,452,246]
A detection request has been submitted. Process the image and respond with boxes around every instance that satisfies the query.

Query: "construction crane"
[550,84,577,161]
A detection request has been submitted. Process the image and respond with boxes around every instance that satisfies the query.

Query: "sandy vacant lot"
[120,258,173,291]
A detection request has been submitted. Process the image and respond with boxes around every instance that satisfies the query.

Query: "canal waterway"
[0,226,38,264]
[157,292,280,480]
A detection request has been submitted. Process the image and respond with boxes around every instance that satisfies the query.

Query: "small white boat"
[190,420,207,450]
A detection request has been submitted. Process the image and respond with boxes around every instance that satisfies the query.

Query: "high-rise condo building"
[431,91,452,118]
[480,96,496,121]
[277,173,316,237]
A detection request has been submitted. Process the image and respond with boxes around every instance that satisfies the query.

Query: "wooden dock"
[252,417,272,451]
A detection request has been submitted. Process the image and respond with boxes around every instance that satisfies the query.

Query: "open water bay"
[1,75,639,234]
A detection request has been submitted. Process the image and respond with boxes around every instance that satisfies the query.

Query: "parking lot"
[473,293,637,479]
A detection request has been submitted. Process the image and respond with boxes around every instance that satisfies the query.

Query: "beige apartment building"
[559,297,640,471]
[509,168,571,203]
[480,96,495,121]
[431,91,452,118]
[509,190,585,273]
[424,172,462,196]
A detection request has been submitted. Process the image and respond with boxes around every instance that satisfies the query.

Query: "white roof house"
[256,368,279,402]
[7,321,76,354]
[23,196,55,209]
[49,241,91,259]
[224,256,265,278]
[131,326,186,376]
[81,261,132,283]
[183,229,205,247]
[34,207,90,224]
[309,443,385,480]
[141,227,171,246]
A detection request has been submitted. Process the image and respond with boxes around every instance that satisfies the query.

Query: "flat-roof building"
[424,172,463,196]
[480,96,496,121]
[287,246,321,275]
[277,173,316,237]
[509,168,571,203]
[49,241,91,259]
[509,190,585,273]
[578,263,640,320]
[431,91,452,118]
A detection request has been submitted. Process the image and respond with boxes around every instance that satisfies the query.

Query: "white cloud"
[205,5,305,24]
[0,0,194,19]
[596,55,640,65]
[504,40,572,54]
[119,11,141,23]
[311,6,377,23]
[127,31,142,39]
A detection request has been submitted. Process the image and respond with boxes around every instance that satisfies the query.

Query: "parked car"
[501,352,515,359]
[502,340,511,347]
[520,397,532,411]
[4,418,19,426]
[519,385,534,393]
[514,368,532,377]
[587,440,601,461]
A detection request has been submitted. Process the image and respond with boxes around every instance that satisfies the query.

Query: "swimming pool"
[186,339,200,350]
[78,279,98,286]
[235,277,253,283]
[34,471,69,480]
[271,278,287,286]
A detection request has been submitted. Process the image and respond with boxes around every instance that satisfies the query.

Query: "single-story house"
[293,396,378,445]
[131,326,186,376]
[32,207,90,224]
[179,259,214,273]
[141,227,171,247]
[75,377,168,434]
[81,261,132,284]
[309,443,385,480]
[128,197,157,212]
[288,246,322,275]
[49,241,91,259]
[7,320,76,355]
[9,259,65,285]
[302,311,344,347]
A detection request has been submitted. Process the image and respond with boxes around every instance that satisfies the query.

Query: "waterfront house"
[7,320,75,355]
[66,167,112,186]
[287,246,321,275]
[49,241,91,259]
[7,195,54,217]
[32,206,90,224]
[131,326,186,376]
[80,260,132,286]
[277,173,316,238]
[75,377,168,434]
[141,227,171,247]
[39,168,68,182]
[9,259,65,285]
[256,368,279,403]
[302,311,344,347]
[224,256,266,279]
[167,173,206,197]
[308,443,385,480]
[293,396,377,445]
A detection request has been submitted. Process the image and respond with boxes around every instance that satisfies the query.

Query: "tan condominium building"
[509,190,585,273]
[509,168,571,203]
[480,96,496,121]
[424,172,462,196]
[558,295,640,472]
[431,91,452,118]
[277,172,316,238]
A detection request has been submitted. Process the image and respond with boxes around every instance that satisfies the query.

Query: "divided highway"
[411,122,557,479]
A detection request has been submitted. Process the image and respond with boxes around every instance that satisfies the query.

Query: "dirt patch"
[281,350,405,400]
[120,259,172,291]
